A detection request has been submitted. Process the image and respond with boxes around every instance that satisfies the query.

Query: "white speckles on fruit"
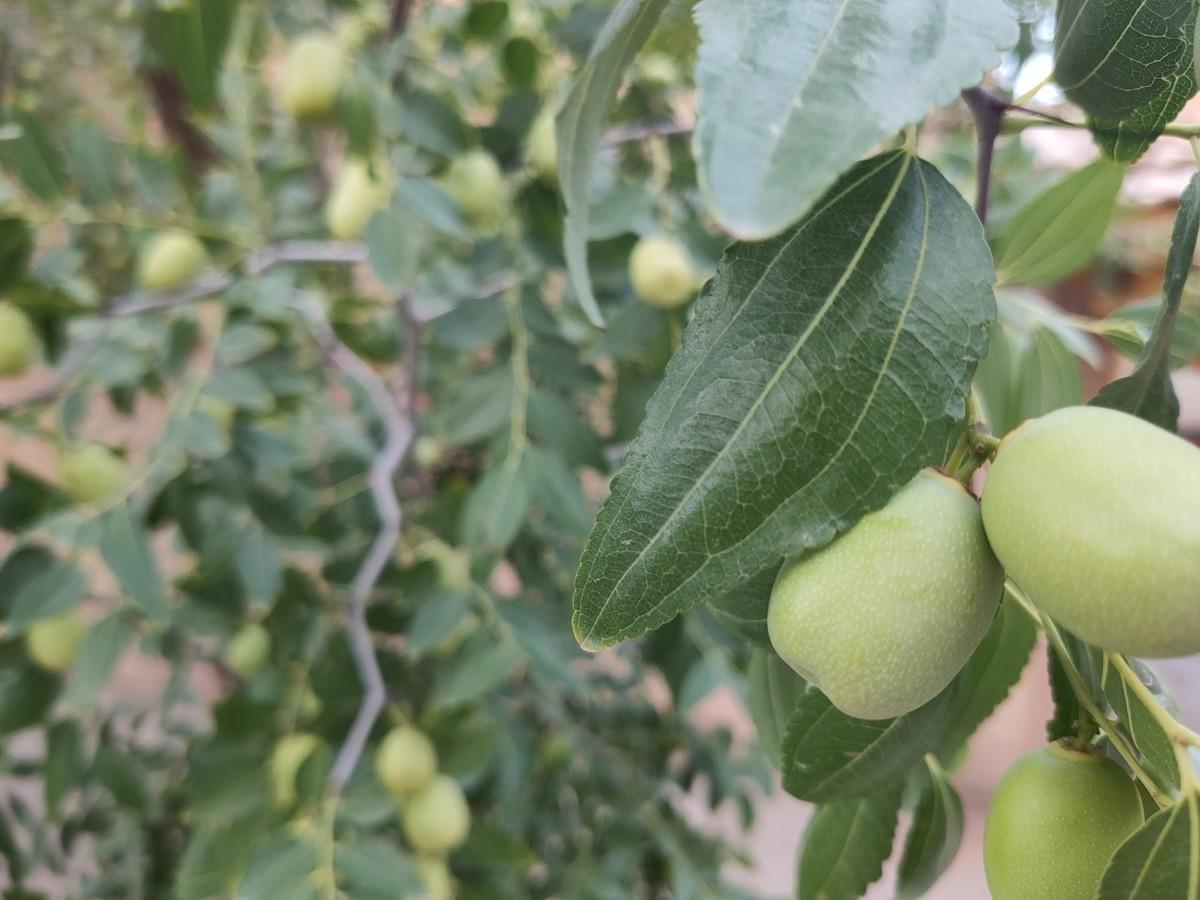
[767,468,1003,719]
[982,405,1200,657]
[984,742,1142,900]
[629,235,695,309]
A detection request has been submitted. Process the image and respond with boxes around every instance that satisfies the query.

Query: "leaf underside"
[694,0,1018,239]
[572,151,997,650]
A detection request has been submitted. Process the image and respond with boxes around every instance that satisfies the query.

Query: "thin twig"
[602,121,693,146]
[294,294,414,793]
[0,241,369,413]
[962,87,1007,226]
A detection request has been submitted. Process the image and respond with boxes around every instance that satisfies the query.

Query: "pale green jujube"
[982,405,1200,657]
[767,469,1004,720]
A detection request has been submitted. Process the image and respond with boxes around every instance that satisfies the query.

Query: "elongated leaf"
[1101,656,1180,791]
[746,649,807,768]
[994,159,1125,285]
[557,0,671,327]
[99,503,168,619]
[572,152,997,650]
[44,720,83,818]
[1055,0,1198,162]
[782,682,956,804]
[709,564,778,647]
[897,759,964,900]
[1095,792,1200,899]
[9,560,87,630]
[460,457,532,551]
[797,785,902,900]
[694,0,1017,239]
[1093,171,1200,430]
[64,612,133,710]
[0,109,66,201]
[938,597,1038,759]
[144,0,236,112]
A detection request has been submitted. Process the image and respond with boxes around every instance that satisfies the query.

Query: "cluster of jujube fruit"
[767,404,1200,899]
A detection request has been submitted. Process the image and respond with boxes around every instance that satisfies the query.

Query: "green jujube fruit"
[0,304,38,376]
[26,612,87,672]
[767,469,1004,720]
[138,230,206,292]
[375,725,437,797]
[628,235,694,309]
[60,443,127,506]
[326,160,390,240]
[280,32,345,120]
[981,405,1200,657]
[443,150,506,224]
[223,622,271,677]
[403,775,471,855]
[984,742,1142,900]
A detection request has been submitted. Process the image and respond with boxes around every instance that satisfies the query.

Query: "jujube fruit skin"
[224,623,271,677]
[443,151,506,225]
[0,304,39,376]
[982,405,1200,657]
[60,444,127,507]
[26,612,87,672]
[326,160,390,240]
[138,230,206,292]
[375,725,437,797]
[403,774,471,855]
[628,235,695,309]
[984,742,1143,900]
[768,468,1003,720]
[280,33,345,121]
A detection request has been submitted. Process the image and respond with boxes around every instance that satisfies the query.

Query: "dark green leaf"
[366,207,416,291]
[558,0,672,326]
[897,759,964,899]
[65,120,120,206]
[432,634,522,708]
[1095,792,1200,899]
[746,649,806,768]
[994,159,1125,285]
[44,720,83,819]
[94,745,149,812]
[0,663,59,734]
[460,457,532,551]
[694,0,1017,238]
[0,464,69,533]
[407,590,471,658]
[1092,171,1200,429]
[8,560,87,631]
[0,110,66,201]
[525,445,592,537]
[99,503,168,619]
[782,682,956,803]
[797,784,902,900]
[938,598,1038,760]
[144,0,236,111]
[0,219,34,291]
[64,612,133,710]
[336,838,421,897]
[1055,0,1198,161]
[572,153,996,650]
[237,836,319,900]
[709,564,778,647]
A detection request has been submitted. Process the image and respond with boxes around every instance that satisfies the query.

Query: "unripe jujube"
[628,235,695,309]
[984,742,1142,900]
[326,160,391,240]
[60,444,127,507]
[138,230,206,292]
[414,856,455,900]
[768,469,1003,720]
[443,151,506,225]
[527,113,557,181]
[26,611,87,672]
[375,725,437,797]
[223,622,271,677]
[0,304,38,376]
[403,775,471,855]
[280,32,345,120]
[270,732,322,808]
[982,405,1200,657]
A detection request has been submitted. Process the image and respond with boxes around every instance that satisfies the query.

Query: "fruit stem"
[1006,582,1175,808]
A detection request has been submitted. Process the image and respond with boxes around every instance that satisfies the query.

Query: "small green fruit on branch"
[768,468,1003,720]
